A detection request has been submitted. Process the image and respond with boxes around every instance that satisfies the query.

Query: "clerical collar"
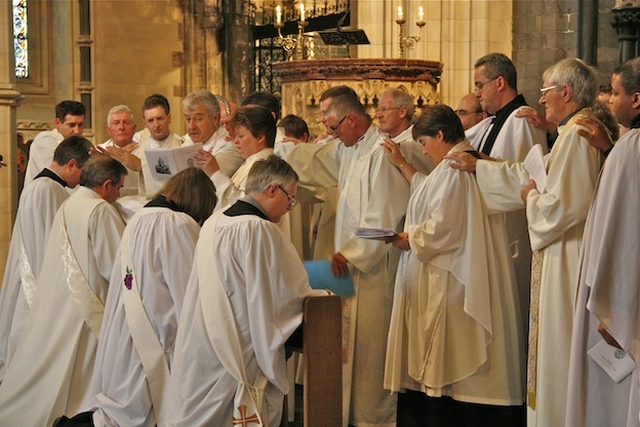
[34,167,67,187]
[479,94,528,155]
[144,194,185,213]
[559,109,581,127]
[629,114,640,129]
[224,196,270,221]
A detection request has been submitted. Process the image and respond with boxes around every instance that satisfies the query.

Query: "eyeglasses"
[376,106,400,113]
[539,85,558,99]
[455,109,483,117]
[278,184,298,207]
[474,76,499,93]
[329,115,347,133]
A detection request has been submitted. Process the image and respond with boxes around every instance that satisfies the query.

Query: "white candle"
[397,6,403,20]
[276,5,281,24]
[418,6,424,22]
[299,3,305,22]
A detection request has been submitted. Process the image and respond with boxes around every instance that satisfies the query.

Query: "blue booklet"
[303,260,355,297]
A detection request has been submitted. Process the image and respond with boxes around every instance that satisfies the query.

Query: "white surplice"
[211,148,274,211]
[0,170,70,382]
[86,205,200,427]
[23,129,64,187]
[467,105,548,331]
[566,126,640,427]
[384,141,524,406]
[277,124,410,426]
[475,111,602,427]
[167,201,326,426]
[0,186,125,426]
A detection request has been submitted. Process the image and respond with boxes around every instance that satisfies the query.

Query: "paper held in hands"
[351,227,398,240]
[523,144,547,193]
[145,143,202,181]
[588,339,636,383]
[303,260,355,297]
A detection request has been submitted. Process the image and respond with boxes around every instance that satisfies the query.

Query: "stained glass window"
[13,0,28,78]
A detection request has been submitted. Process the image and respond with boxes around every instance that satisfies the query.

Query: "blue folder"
[303,260,355,297]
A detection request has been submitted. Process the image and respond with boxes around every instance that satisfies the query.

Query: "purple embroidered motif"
[124,267,133,290]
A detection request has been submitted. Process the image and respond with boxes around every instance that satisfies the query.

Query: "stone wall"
[513,0,620,114]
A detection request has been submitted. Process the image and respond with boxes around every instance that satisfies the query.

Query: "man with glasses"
[448,57,602,427]
[470,53,548,336]
[277,94,410,426]
[167,155,328,426]
[376,88,434,175]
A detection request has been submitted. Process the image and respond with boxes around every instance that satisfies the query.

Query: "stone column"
[0,1,24,278]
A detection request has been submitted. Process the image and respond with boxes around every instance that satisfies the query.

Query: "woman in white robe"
[167,155,328,426]
[196,105,277,211]
[57,168,216,427]
[382,105,525,427]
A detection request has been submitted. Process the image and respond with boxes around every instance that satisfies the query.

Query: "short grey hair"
[543,58,598,109]
[326,94,368,121]
[381,88,415,120]
[245,155,298,194]
[182,89,220,117]
[106,105,134,125]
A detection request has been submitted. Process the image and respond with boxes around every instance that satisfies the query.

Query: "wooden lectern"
[286,295,342,426]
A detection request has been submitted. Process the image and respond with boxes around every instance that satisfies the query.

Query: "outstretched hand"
[380,138,406,167]
[516,106,557,135]
[331,252,349,277]
[445,151,478,172]
[575,117,614,154]
[94,144,142,172]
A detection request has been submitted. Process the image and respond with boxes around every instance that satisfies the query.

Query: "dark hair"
[245,155,298,194]
[279,114,310,140]
[412,105,465,144]
[587,100,620,142]
[319,85,358,103]
[598,84,612,95]
[614,57,640,96]
[241,91,281,120]
[52,136,94,168]
[142,94,170,114]
[157,167,217,225]
[232,105,277,148]
[80,156,128,189]
[55,101,85,121]
[475,52,518,92]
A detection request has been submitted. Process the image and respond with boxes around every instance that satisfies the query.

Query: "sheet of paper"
[523,144,547,194]
[145,143,202,181]
[351,227,398,240]
[303,260,354,297]
[588,339,636,383]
